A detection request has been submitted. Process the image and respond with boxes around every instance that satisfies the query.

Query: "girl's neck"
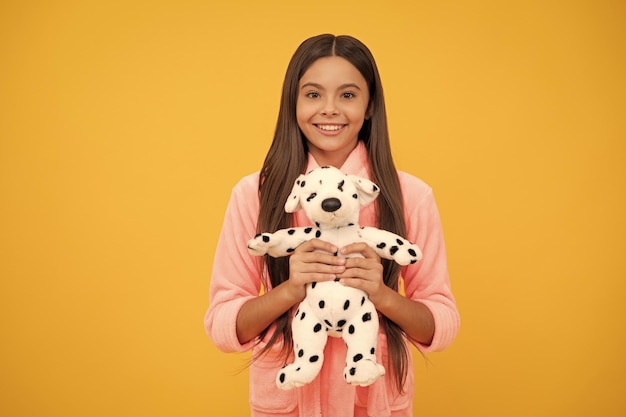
[308,142,358,169]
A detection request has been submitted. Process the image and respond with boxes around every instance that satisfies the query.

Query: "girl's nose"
[321,98,338,116]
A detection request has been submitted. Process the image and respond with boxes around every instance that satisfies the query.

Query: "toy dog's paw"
[385,239,422,265]
[344,360,385,387]
[247,233,273,256]
[276,363,318,390]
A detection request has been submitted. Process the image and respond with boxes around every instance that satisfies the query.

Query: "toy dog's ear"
[349,175,380,207]
[284,174,306,213]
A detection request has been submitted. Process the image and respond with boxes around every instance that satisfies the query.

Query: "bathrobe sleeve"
[204,172,263,353]
[399,171,460,352]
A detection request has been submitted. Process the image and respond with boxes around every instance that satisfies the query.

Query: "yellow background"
[1,0,624,416]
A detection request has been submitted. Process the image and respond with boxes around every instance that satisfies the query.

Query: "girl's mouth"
[315,124,345,132]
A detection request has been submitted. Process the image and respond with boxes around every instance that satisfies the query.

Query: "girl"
[205,34,459,417]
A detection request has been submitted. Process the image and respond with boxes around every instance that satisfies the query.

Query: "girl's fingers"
[292,260,345,275]
[340,243,382,274]
[336,243,384,297]
[296,238,337,255]
[289,239,346,285]
[340,242,379,260]
[293,239,345,266]
[298,252,346,268]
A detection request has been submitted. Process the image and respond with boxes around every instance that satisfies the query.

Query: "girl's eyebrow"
[300,82,362,91]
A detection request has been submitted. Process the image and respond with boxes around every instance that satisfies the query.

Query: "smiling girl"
[205,34,459,417]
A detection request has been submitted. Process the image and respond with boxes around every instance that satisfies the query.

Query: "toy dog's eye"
[306,193,317,202]
[338,180,344,192]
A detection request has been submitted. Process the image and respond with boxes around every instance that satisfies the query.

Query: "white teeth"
[317,124,343,131]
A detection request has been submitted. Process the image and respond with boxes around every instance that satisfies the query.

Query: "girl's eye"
[306,92,320,99]
[342,92,355,99]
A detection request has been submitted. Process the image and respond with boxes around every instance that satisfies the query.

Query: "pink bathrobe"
[205,142,459,416]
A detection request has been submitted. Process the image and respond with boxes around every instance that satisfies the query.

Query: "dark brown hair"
[256,34,410,393]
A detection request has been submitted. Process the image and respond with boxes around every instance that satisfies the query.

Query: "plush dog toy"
[248,166,422,390]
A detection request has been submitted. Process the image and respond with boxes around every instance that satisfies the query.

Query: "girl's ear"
[348,175,380,207]
[284,174,306,213]
[365,101,374,120]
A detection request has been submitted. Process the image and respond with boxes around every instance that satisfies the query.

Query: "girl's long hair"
[255,34,411,393]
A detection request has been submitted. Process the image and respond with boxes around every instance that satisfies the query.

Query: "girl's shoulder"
[397,170,433,203]
[231,171,261,197]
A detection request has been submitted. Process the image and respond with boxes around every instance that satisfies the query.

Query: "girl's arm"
[235,280,298,344]
[337,244,435,345]
[401,185,459,351]
[205,175,264,353]
[377,289,436,346]
[338,177,459,351]
[205,174,347,348]
[236,239,346,344]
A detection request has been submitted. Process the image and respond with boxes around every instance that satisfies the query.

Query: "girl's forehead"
[299,56,366,88]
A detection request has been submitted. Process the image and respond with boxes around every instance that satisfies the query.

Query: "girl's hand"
[287,238,346,304]
[337,243,389,307]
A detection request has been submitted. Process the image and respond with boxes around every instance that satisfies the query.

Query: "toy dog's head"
[284,166,380,229]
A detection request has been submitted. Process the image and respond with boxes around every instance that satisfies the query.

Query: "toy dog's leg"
[276,301,328,390]
[341,300,385,386]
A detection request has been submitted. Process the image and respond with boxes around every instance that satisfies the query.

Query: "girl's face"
[296,56,370,168]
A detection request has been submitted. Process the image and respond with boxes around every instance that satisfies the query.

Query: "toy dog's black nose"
[321,198,342,212]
